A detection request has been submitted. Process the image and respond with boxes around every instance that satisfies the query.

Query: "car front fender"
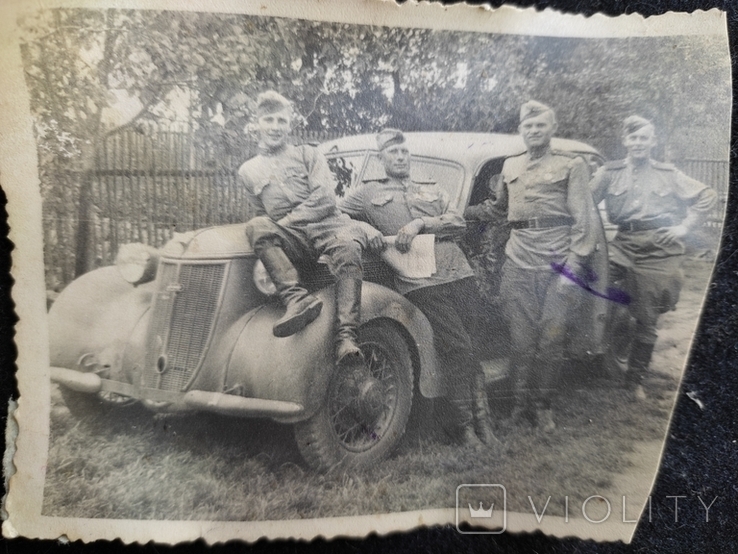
[219,282,440,424]
[48,266,154,382]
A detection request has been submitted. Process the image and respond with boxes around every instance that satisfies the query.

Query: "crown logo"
[468,502,494,518]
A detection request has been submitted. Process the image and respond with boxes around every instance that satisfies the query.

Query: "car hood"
[160,223,255,259]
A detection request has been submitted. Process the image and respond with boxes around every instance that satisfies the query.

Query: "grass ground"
[41,258,713,522]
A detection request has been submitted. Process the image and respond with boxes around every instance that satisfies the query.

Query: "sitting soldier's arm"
[336,182,367,220]
[277,149,337,227]
[352,221,386,252]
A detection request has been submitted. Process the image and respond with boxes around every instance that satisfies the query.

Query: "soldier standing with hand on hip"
[239,91,384,365]
[465,101,604,433]
[591,115,716,400]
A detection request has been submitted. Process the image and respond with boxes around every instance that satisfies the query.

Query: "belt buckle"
[529,218,539,229]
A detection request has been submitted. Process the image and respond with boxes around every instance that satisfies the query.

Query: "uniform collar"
[526,145,552,163]
[626,156,653,170]
[385,174,411,188]
[258,141,289,156]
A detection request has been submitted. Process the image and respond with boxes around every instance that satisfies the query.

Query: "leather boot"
[534,359,561,433]
[259,246,323,338]
[605,305,635,379]
[472,371,502,448]
[451,384,483,448]
[510,356,533,425]
[626,341,655,401]
[334,278,363,365]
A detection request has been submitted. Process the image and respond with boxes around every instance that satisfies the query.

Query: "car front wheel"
[294,320,414,472]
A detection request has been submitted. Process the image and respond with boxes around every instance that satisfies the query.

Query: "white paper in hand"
[380,234,437,279]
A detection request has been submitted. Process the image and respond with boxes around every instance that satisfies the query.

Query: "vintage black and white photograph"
[0,0,730,544]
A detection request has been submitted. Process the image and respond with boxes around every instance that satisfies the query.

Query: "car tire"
[294,320,414,472]
[59,385,141,421]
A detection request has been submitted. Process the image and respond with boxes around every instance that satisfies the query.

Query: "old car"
[49,132,604,471]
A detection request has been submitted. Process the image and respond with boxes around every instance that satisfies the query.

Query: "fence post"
[74,146,96,277]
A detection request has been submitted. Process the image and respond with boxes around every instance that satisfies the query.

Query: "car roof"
[318,132,600,170]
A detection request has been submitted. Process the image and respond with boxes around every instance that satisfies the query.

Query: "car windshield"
[328,151,465,205]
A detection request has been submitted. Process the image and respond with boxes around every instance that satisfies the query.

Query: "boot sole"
[273,299,323,338]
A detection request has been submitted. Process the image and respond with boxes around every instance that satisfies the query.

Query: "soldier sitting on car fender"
[338,128,501,449]
[239,91,385,365]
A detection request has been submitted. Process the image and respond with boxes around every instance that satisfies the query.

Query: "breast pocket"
[410,190,444,217]
[525,169,569,202]
[506,177,526,211]
[650,182,674,199]
[371,193,394,207]
[607,177,628,198]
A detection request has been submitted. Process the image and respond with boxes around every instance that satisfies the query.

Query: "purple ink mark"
[551,262,631,305]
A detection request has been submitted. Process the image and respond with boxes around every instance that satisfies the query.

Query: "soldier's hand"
[655,225,688,246]
[464,204,482,220]
[354,221,386,252]
[396,219,424,253]
[367,230,387,252]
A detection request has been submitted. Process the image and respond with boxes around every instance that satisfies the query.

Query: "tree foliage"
[21,8,730,161]
[19,8,730,279]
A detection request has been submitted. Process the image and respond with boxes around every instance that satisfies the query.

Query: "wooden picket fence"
[42,123,340,289]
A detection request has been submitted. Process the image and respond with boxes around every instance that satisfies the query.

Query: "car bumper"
[50,367,305,418]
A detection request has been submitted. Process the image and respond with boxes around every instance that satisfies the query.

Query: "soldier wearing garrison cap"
[591,115,716,400]
[338,128,501,449]
[239,91,384,365]
[465,101,606,433]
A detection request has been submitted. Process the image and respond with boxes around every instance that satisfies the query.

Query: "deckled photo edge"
[0,0,730,545]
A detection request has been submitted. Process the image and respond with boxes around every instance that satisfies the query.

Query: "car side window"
[468,158,506,209]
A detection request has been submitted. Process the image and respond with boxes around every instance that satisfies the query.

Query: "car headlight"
[116,243,159,286]
[253,260,277,296]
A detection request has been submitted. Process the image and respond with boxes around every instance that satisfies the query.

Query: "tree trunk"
[74,144,97,277]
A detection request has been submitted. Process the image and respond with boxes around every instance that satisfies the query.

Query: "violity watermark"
[456,485,719,534]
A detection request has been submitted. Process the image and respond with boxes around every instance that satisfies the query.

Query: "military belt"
[508,216,574,230]
[617,217,674,232]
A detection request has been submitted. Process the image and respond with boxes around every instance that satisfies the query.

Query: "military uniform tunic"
[590,158,716,344]
[591,159,716,264]
[337,176,474,295]
[498,150,600,271]
[239,143,366,279]
[338,174,481,397]
[466,148,604,407]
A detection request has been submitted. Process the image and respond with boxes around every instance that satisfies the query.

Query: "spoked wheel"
[294,321,414,471]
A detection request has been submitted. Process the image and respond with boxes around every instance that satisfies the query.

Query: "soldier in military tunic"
[591,115,716,400]
[465,101,603,432]
[239,91,384,365]
[338,129,500,449]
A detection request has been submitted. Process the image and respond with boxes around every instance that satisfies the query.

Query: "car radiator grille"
[144,262,227,392]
